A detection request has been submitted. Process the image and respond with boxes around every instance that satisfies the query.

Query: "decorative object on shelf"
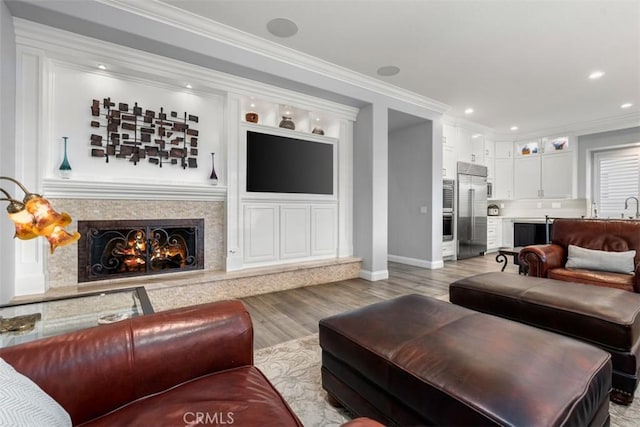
[532,146,538,154]
[521,145,531,155]
[209,152,218,185]
[58,136,72,179]
[279,116,295,130]
[89,97,200,170]
[0,176,81,253]
[552,138,567,150]
[245,112,259,123]
[312,127,325,135]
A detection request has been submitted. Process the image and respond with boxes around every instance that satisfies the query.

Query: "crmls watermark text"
[183,411,235,426]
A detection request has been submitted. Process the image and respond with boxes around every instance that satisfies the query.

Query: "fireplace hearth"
[77,219,204,282]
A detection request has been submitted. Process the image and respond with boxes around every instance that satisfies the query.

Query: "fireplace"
[77,219,204,282]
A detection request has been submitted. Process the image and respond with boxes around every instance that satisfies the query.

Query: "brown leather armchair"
[519,218,640,292]
[0,300,303,427]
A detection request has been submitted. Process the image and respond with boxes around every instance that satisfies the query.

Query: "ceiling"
[156,0,640,135]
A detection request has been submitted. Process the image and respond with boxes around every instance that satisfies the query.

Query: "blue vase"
[59,136,72,179]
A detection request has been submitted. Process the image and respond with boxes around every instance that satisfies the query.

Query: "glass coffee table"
[0,287,153,348]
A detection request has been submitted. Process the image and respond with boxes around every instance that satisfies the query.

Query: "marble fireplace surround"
[47,199,225,289]
[42,198,361,305]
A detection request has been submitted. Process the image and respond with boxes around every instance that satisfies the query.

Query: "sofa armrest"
[634,263,640,293]
[519,244,565,278]
[0,299,253,425]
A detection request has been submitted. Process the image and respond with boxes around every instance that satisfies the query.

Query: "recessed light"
[472,134,482,139]
[621,103,633,109]
[377,66,400,77]
[588,70,605,80]
[464,108,474,115]
[267,18,298,38]
[510,126,519,131]
[185,84,192,89]
[97,64,106,70]
[285,110,291,115]
[250,103,256,108]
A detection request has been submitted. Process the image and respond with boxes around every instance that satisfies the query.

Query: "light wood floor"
[242,253,516,349]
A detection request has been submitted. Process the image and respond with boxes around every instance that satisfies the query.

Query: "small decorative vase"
[312,127,325,135]
[245,112,259,123]
[209,152,218,185]
[59,136,72,179]
[279,116,295,130]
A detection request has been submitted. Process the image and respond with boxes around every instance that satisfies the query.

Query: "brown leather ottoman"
[319,294,611,426]
[450,272,640,404]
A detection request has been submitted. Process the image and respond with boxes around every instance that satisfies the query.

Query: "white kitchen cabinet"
[494,158,514,199]
[484,139,495,181]
[502,219,514,248]
[540,150,574,199]
[442,240,455,258]
[487,217,502,252]
[443,144,457,179]
[494,141,513,159]
[514,156,541,199]
[513,136,575,199]
[470,136,485,165]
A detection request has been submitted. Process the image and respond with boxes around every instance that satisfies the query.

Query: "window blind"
[594,148,640,218]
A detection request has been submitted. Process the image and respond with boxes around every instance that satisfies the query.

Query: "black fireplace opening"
[77,219,204,283]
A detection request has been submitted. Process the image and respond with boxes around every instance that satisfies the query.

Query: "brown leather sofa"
[0,300,303,427]
[519,218,640,292]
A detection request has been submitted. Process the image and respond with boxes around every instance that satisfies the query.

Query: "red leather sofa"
[519,218,640,292]
[0,300,302,426]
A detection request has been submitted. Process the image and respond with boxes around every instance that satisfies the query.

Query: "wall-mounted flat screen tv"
[246,131,333,195]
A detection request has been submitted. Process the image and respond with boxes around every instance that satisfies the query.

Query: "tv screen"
[246,131,334,195]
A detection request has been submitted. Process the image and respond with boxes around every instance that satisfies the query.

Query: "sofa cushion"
[0,358,71,427]
[549,267,635,291]
[566,244,636,274]
[78,366,301,427]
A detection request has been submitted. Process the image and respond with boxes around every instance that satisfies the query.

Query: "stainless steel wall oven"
[443,179,454,212]
[443,212,453,241]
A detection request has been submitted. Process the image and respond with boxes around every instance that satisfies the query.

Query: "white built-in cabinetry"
[513,137,575,199]
[493,142,514,200]
[487,217,501,252]
[442,124,490,179]
[233,95,353,269]
[244,203,337,264]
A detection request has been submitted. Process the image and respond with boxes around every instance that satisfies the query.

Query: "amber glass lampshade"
[46,226,81,254]
[1,176,80,253]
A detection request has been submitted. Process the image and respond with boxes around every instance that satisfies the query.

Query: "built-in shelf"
[239,96,340,138]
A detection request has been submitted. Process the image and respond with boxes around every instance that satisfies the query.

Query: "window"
[593,146,640,218]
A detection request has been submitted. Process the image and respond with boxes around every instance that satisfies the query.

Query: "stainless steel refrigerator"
[457,162,488,259]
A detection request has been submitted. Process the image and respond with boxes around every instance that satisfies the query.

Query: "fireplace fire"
[77,219,204,282]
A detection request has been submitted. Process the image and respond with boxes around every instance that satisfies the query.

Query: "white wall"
[0,0,16,303]
[388,121,433,262]
[46,64,223,184]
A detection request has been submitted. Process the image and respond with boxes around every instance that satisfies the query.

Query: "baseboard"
[359,269,389,281]
[388,254,444,269]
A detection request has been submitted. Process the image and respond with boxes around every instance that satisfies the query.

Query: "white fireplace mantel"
[43,178,227,201]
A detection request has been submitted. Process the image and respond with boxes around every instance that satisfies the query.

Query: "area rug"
[255,334,640,427]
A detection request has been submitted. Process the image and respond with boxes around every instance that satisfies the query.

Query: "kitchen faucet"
[624,196,640,219]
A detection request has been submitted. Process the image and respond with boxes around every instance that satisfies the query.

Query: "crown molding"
[42,178,226,201]
[95,0,449,115]
[494,112,640,141]
[13,19,359,120]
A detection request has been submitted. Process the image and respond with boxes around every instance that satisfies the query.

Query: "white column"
[353,103,389,280]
